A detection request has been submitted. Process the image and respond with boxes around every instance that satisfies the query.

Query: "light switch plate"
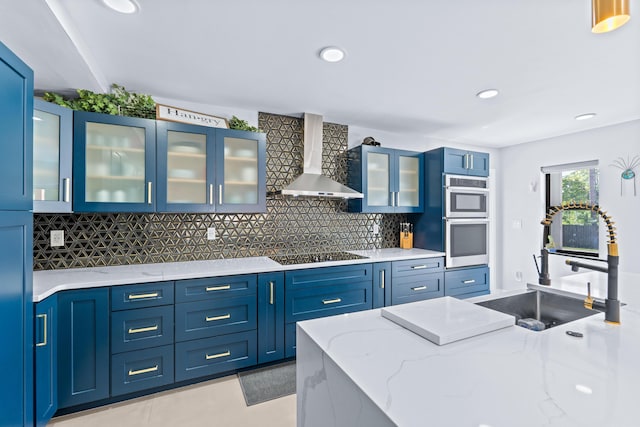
[51,230,64,247]
[207,227,217,240]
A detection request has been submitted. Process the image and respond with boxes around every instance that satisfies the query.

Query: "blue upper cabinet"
[0,42,33,211]
[348,145,424,213]
[156,121,216,212]
[73,111,157,212]
[441,147,489,177]
[33,100,73,213]
[214,128,266,213]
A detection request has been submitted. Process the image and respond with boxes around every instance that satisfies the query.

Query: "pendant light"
[592,0,630,33]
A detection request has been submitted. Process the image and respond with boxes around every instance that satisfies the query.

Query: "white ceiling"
[1,0,639,148]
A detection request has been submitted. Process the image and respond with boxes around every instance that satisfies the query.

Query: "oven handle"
[446,218,490,224]
[445,186,490,193]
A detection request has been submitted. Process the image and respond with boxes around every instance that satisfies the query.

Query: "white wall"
[498,119,640,291]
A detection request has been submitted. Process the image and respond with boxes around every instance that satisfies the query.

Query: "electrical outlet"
[515,271,523,282]
[372,224,380,235]
[50,230,64,247]
[207,227,217,240]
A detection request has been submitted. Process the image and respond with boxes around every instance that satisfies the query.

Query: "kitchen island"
[296,272,640,426]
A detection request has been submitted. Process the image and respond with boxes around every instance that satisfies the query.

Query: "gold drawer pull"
[128,292,159,300]
[128,365,158,376]
[322,298,342,305]
[411,286,427,291]
[128,325,159,334]
[36,314,47,347]
[206,313,231,322]
[206,350,230,360]
[206,285,231,292]
[411,265,427,270]
[462,279,476,284]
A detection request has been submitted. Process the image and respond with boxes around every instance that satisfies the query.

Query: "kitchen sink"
[475,290,600,330]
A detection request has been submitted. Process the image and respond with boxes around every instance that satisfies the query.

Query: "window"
[542,161,599,257]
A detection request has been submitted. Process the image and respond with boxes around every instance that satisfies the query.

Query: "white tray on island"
[380,296,515,345]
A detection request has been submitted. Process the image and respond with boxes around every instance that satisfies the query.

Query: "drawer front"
[285,264,372,291]
[175,296,257,342]
[175,274,256,303]
[285,282,372,323]
[111,344,174,396]
[445,266,489,297]
[175,331,257,382]
[392,257,444,278]
[111,281,174,311]
[111,306,174,354]
[391,272,444,305]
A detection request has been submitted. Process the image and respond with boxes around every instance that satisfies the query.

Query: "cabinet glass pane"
[398,156,419,207]
[33,109,60,201]
[167,131,207,204]
[223,137,258,205]
[366,152,389,206]
[85,122,146,203]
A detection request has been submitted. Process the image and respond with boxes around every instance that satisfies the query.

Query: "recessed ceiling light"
[102,0,139,14]
[575,113,597,121]
[319,46,345,63]
[476,89,499,99]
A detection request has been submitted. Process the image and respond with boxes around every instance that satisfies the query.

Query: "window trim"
[542,161,600,258]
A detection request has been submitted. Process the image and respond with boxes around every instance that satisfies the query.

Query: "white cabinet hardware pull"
[36,314,47,347]
[128,292,159,300]
[462,279,476,284]
[412,286,427,291]
[269,281,274,305]
[322,298,342,305]
[380,270,385,289]
[218,184,223,204]
[206,313,231,322]
[470,154,474,170]
[129,365,158,376]
[128,325,159,334]
[209,184,214,205]
[411,265,427,270]
[147,182,153,204]
[206,285,231,292]
[63,178,71,202]
[206,350,230,360]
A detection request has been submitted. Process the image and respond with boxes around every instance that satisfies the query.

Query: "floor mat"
[237,361,296,406]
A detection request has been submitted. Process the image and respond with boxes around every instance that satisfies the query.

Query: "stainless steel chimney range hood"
[268,113,363,199]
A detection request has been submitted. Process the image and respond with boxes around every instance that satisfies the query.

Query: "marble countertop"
[32,248,444,302]
[297,273,640,426]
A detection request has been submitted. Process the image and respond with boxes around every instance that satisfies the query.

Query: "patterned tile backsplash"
[33,113,406,270]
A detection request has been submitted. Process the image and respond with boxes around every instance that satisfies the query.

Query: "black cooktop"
[269,252,368,265]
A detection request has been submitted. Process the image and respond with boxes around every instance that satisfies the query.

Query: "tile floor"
[48,374,296,427]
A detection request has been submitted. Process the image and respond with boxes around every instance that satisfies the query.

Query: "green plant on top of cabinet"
[156,122,266,213]
[348,145,424,213]
[438,147,489,177]
[33,100,73,213]
[73,111,157,212]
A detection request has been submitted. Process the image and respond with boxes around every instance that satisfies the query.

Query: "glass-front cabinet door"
[395,150,423,213]
[366,150,392,211]
[33,100,73,213]
[156,121,215,212]
[215,128,266,213]
[73,111,156,212]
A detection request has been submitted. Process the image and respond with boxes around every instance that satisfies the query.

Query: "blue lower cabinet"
[111,281,174,311]
[285,323,297,358]
[372,262,391,308]
[175,331,257,382]
[257,272,284,364]
[35,295,57,427]
[175,274,256,303]
[57,288,110,409]
[445,266,490,298]
[391,272,444,305]
[111,306,174,354]
[285,282,373,323]
[175,295,257,342]
[111,345,174,396]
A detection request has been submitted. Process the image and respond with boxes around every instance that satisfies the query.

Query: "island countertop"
[32,248,444,302]
[297,276,640,426]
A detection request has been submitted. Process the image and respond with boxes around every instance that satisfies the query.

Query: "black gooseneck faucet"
[541,202,620,324]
